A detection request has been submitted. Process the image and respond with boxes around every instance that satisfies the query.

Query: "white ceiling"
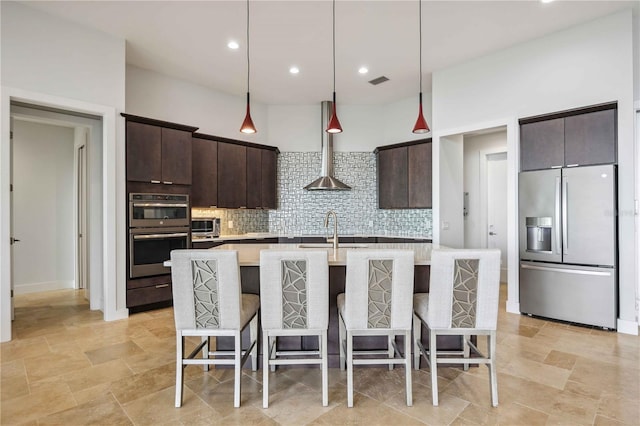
[21,1,636,106]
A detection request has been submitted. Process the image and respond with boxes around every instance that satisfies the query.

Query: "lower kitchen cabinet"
[192,241,224,249]
[126,275,172,309]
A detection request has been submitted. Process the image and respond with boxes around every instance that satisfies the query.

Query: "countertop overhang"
[165,242,438,267]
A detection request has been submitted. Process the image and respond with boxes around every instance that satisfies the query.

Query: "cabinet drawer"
[127,282,172,308]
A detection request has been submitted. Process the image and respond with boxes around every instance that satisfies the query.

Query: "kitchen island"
[203,242,460,367]
[211,242,437,266]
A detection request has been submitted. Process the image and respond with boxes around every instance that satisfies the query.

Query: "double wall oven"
[128,193,190,278]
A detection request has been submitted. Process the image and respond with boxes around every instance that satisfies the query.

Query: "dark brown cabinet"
[218,142,247,208]
[520,103,616,171]
[192,133,279,210]
[126,120,193,185]
[408,143,432,208]
[378,147,408,208]
[261,149,277,209]
[376,139,432,209]
[246,147,262,209]
[191,137,218,207]
[244,146,278,209]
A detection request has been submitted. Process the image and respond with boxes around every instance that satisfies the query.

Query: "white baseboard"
[506,299,520,314]
[616,318,639,335]
[14,280,75,295]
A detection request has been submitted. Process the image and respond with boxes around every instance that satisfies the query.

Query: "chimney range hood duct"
[304,101,351,191]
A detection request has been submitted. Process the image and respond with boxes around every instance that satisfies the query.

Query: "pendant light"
[326,0,343,133]
[412,0,430,134]
[240,0,257,134]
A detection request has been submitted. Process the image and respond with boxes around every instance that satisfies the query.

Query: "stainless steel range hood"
[304,101,351,191]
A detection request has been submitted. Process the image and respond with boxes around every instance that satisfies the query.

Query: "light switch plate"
[228,220,234,229]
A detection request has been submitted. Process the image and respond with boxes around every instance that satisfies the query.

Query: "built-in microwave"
[191,218,220,238]
[129,193,189,228]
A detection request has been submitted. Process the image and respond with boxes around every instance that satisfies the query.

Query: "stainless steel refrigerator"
[518,164,617,329]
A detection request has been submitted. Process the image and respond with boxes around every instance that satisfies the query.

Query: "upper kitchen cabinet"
[376,139,432,209]
[218,142,247,208]
[378,146,408,208]
[193,134,279,209]
[123,114,198,185]
[519,102,617,171]
[564,108,616,166]
[261,149,278,209]
[520,118,564,171]
[246,146,278,209]
[191,136,218,207]
[241,146,279,209]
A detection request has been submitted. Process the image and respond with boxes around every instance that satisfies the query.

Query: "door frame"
[433,116,520,314]
[1,86,127,342]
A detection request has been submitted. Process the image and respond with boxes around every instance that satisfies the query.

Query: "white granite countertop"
[192,233,431,243]
[210,242,438,266]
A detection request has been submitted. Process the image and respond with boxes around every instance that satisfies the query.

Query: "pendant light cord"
[332,0,336,93]
[418,0,422,92]
[246,0,250,93]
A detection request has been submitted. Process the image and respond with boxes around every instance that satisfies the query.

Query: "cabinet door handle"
[566,164,579,168]
[163,181,173,185]
[550,165,563,169]
[155,284,169,289]
[150,180,161,184]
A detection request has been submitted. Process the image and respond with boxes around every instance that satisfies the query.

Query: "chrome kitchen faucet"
[324,210,339,250]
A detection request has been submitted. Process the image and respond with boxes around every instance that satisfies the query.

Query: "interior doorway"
[9,103,97,312]
[463,128,508,280]
[484,151,508,281]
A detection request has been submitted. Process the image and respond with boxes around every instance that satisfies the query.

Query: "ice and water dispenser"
[526,217,552,253]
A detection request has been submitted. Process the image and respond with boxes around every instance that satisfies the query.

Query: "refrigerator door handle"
[562,179,568,254]
[520,263,612,276]
[555,176,562,255]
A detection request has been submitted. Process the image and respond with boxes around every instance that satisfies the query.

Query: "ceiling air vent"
[368,76,389,85]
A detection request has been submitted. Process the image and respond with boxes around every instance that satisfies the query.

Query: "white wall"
[127,66,433,152]
[432,10,637,332]
[437,134,464,248]
[1,1,127,341]
[1,2,124,108]
[12,120,74,293]
[126,65,268,144]
[463,131,507,249]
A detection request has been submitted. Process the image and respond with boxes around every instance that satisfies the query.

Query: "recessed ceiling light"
[227,41,239,50]
[289,66,300,74]
[540,0,554,3]
[358,67,369,74]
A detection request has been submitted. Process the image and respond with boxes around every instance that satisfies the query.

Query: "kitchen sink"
[296,243,369,249]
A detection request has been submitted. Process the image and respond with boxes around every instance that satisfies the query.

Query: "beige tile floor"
[1,285,639,425]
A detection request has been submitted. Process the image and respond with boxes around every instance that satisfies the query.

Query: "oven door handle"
[133,232,189,240]
[131,202,189,208]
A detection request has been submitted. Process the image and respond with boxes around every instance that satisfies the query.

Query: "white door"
[486,152,508,281]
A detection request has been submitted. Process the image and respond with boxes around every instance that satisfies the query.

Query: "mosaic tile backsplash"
[270,152,432,237]
[194,152,433,238]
